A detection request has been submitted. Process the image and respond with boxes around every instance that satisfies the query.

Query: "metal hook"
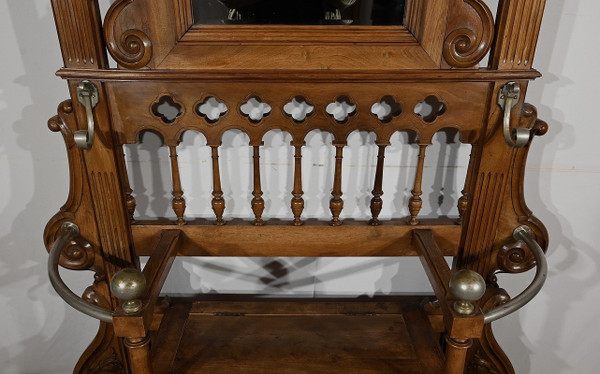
[498,82,530,148]
[75,81,99,150]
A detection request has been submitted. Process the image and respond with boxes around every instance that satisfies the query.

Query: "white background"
[1,0,599,373]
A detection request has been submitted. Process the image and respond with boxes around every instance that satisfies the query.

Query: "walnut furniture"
[44,0,550,373]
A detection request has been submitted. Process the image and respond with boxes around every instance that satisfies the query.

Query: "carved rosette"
[443,0,495,68]
[104,0,153,69]
[496,241,535,274]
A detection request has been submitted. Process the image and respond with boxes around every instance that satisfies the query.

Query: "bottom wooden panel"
[150,298,444,374]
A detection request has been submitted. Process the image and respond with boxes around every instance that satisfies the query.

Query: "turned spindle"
[369,145,386,226]
[211,146,226,225]
[448,269,486,315]
[408,144,427,225]
[168,146,186,225]
[119,150,137,223]
[329,144,344,226]
[251,145,265,226]
[291,143,305,226]
[457,148,476,224]
[124,335,153,374]
[444,336,473,374]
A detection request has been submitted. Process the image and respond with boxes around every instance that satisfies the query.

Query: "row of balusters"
[121,144,475,226]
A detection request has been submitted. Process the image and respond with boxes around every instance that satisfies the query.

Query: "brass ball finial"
[110,268,146,313]
[449,269,486,315]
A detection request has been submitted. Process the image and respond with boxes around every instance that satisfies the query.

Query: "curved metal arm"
[498,82,530,148]
[74,81,98,150]
[48,222,113,323]
[484,225,548,324]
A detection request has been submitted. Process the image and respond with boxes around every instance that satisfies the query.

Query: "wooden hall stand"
[44,0,550,373]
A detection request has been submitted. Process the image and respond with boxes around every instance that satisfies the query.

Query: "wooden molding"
[490,0,547,70]
[50,0,108,68]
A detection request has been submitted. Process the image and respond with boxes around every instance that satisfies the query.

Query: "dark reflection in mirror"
[193,0,406,26]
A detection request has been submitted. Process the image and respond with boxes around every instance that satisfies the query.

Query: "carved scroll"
[496,241,535,274]
[104,0,152,69]
[443,0,495,68]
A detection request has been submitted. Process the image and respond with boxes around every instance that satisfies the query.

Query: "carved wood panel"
[106,82,490,146]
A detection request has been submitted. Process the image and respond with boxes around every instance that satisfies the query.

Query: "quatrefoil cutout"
[241,97,272,123]
[197,97,228,123]
[284,96,314,122]
[326,96,356,123]
[414,95,446,123]
[152,95,183,124]
[371,95,402,123]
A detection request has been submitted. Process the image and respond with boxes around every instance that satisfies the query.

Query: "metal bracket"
[498,82,530,148]
[48,222,113,322]
[75,80,99,150]
[483,225,548,324]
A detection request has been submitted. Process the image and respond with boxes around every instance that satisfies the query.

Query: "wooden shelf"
[151,298,444,374]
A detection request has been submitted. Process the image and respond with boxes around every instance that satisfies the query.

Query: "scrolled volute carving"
[83,275,111,309]
[496,241,535,274]
[443,0,494,68]
[104,0,152,69]
[61,236,97,271]
[520,103,549,138]
[47,101,74,132]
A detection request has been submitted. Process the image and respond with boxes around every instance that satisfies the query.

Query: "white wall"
[1,0,598,373]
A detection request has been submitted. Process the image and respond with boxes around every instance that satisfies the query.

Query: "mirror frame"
[104,0,494,70]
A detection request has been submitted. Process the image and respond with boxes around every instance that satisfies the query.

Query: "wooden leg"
[125,335,153,374]
[467,326,515,374]
[445,336,473,374]
[74,322,126,374]
[466,287,515,374]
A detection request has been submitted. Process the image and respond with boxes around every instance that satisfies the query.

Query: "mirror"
[192,0,406,26]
